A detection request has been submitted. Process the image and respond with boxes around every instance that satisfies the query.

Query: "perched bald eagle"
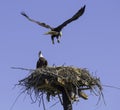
[36,51,48,68]
[21,5,86,44]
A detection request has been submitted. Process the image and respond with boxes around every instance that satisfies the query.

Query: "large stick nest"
[18,66,103,103]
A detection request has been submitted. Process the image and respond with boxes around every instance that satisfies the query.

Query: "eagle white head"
[59,32,62,36]
[38,51,44,58]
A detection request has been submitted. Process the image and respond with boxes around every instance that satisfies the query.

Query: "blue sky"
[0,0,120,110]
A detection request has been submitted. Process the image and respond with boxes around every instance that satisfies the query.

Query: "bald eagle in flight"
[21,5,86,44]
[36,51,48,68]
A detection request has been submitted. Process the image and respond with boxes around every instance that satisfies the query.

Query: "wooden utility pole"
[62,89,72,110]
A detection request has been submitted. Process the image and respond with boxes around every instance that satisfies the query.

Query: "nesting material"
[18,66,103,103]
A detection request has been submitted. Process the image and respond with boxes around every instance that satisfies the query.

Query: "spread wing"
[21,12,53,30]
[54,5,86,31]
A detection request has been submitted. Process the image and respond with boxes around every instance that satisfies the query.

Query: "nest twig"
[16,66,103,105]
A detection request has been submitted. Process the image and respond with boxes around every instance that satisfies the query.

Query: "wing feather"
[21,12,53,30]
[54,5,86,31]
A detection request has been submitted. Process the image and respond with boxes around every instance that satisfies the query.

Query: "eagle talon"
[52,40,55,44]
[57,40,60,43]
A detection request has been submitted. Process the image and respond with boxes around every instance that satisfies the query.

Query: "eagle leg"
[51,36,55,44]
[56,36,60,43]
[57,39,60,43]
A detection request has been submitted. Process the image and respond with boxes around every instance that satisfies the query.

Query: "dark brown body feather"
[36,57,48,68]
